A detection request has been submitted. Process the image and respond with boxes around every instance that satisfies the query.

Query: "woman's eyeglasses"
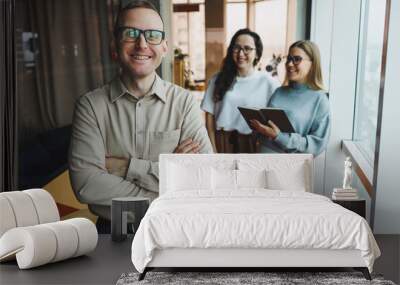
[232,45,256,55]
[285,55,311,65]
[119,27,165,45]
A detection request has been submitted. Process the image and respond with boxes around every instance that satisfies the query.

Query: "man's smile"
[130,54,152,61]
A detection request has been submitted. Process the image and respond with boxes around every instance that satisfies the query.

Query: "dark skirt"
[215,130,259,153]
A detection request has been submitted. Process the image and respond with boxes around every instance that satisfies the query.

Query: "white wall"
[310,0,333,90]
[310,0,334,195]
[373,0,400,234]
[310,0,362,197]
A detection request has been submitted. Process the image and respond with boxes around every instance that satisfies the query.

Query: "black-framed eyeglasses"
[232,45,256,55]
[286,55,311,65]
[118,27,165,45]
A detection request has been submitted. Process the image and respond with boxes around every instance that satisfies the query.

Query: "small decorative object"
[342,157,353,189]
[332,157,358,200]
[265,54,282,77]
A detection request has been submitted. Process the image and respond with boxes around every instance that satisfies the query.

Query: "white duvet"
[131,190,380,273]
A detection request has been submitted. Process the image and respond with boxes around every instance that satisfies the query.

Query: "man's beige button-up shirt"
[69,75,213,219]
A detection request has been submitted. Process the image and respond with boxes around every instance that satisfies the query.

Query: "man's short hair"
[113,0,164,42]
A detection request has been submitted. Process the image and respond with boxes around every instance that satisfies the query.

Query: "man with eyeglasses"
[69,0,213,233]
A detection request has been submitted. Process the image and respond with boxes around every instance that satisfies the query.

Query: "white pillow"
[212,168,237,190]
[266,162,307,191]
[237,159,310,192]
[237,169,267,189]
[211,169,268,190]
[167,162,212,191]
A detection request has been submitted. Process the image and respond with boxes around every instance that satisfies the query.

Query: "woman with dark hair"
[201,29,279,153]
[251,40,331,156]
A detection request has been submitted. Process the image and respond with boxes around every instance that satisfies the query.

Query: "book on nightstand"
[332,188,359,200]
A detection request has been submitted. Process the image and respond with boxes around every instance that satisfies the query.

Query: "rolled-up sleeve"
[68,95,156,206]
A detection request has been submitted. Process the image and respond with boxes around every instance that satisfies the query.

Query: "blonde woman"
[251,40,331,156]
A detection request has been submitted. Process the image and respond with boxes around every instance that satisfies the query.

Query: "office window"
[172,0,205,81]
[254,0,288,80]
[353,0,387,164]
[226,0,247,46]
[225,0,291,82]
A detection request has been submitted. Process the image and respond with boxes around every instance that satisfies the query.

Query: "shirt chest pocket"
[148,129,181,162]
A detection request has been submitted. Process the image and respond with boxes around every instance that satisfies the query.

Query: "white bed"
[131,154,380,280]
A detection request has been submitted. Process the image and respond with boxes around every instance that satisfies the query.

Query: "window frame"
[343,0,391,198]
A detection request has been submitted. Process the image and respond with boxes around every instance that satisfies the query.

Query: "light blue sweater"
[260,82,331,156]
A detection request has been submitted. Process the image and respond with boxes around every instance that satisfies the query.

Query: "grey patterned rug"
[116,271,396,285]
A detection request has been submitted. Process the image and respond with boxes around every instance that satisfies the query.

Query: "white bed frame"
[148,248,365,268]
[142,245,370,280]
[139,154,371,280]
